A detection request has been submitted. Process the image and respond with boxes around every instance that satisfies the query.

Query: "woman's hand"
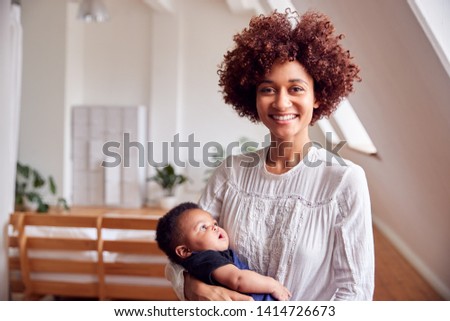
[184,272,253,301]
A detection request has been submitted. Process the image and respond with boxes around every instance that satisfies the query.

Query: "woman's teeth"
[272,114,297,121]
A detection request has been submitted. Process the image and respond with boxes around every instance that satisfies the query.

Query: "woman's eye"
[259,87,275,94]
[290,86,304,93]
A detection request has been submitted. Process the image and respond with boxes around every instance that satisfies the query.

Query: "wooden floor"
[373,226,443,300]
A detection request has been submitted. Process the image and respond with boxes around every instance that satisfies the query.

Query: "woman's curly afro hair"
[218,10,361,125]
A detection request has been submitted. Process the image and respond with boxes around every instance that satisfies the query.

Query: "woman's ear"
[175,245,192,259]
[313,99,320,109]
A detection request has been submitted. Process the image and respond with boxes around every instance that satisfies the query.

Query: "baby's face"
[178,209,229,252]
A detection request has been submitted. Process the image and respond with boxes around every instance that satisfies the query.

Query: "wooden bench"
[8,212,177,300]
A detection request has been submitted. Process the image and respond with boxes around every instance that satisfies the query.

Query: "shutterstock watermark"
[101,133,347,168]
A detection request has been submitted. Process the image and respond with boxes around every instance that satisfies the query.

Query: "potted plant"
[15,162,69,213]
[147,164,188,210]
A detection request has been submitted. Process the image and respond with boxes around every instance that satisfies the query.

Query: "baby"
[156,202,291,301]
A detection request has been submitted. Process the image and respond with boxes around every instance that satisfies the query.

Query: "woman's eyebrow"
[290,78,308,85]
[260,78,309,85]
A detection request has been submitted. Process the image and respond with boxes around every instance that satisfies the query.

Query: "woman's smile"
[270,113,299,123]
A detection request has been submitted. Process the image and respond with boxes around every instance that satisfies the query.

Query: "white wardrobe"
[71,105,147,208]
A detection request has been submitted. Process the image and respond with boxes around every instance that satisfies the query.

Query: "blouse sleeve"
[164,160,229,300]
[165,261,187,300]
[198,158,229,218]
[333,164,375,300]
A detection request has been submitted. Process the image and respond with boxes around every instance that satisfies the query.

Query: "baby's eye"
[200,225,207,231]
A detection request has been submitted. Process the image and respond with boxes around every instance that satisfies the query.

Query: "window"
[316,118,342,145]
[408,0,450,77]
[317,99,377,155]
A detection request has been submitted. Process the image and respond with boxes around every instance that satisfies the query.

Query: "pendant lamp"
[77,0,110,23]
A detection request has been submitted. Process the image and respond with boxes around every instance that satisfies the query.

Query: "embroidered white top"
[166,146,375,300]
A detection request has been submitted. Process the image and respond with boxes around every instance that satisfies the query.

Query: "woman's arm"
[212,264,291,300]
[333,165,375,300]
[166,261,253,301]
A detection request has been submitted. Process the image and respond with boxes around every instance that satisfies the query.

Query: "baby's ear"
[175,245,192,259]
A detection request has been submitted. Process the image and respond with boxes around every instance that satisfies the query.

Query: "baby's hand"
[271,279,291,301]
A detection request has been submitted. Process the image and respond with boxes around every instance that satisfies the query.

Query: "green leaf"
[15,193,24,206]
[49,176,57,194]
[58,197,70,211]
[148,164,188,194]
[15,161,64,213]
[37,201,49,213]
[26,191,41,202]
[17,162,30,178]
[32,170,45,188]
[166,164,175,175]
[18,182,27,193]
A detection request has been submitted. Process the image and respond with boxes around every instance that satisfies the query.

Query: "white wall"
[179,0,269,145]
[179,0,269,153]
[20,0,153,204]
[19,0,67,203]
[20,0,268,204]
[292,0,450,299]
[65,0,153,202]
[147,0,269,200]
[65,3,85,201]
[148,4,183,176]
[81,0,153,105]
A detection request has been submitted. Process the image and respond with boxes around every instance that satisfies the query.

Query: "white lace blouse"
[166,146,375,300]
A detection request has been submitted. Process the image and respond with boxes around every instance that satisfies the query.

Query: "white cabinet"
[71,105,147,208]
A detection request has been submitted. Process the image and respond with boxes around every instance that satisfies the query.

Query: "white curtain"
[10,4,23,160]
[0,0,22,300]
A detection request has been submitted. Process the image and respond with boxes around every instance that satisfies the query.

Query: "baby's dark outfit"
[181,249,275,301]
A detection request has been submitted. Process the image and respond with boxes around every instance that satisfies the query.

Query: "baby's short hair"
[156,202,199,264]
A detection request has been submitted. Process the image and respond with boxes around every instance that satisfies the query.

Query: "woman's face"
[256,60,318,144]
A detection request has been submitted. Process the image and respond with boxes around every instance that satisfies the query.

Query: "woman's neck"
[265,135,311,175]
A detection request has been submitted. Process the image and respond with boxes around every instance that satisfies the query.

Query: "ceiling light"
[77,0,110,23]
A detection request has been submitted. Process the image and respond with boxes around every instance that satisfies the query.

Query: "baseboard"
[372,216,450,300]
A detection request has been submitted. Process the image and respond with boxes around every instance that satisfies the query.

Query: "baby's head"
[156,202,229,264]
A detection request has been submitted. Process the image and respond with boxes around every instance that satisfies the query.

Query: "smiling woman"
[166,10,374,301]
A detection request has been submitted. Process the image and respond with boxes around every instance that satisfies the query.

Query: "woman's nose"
[273,89,292,110]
